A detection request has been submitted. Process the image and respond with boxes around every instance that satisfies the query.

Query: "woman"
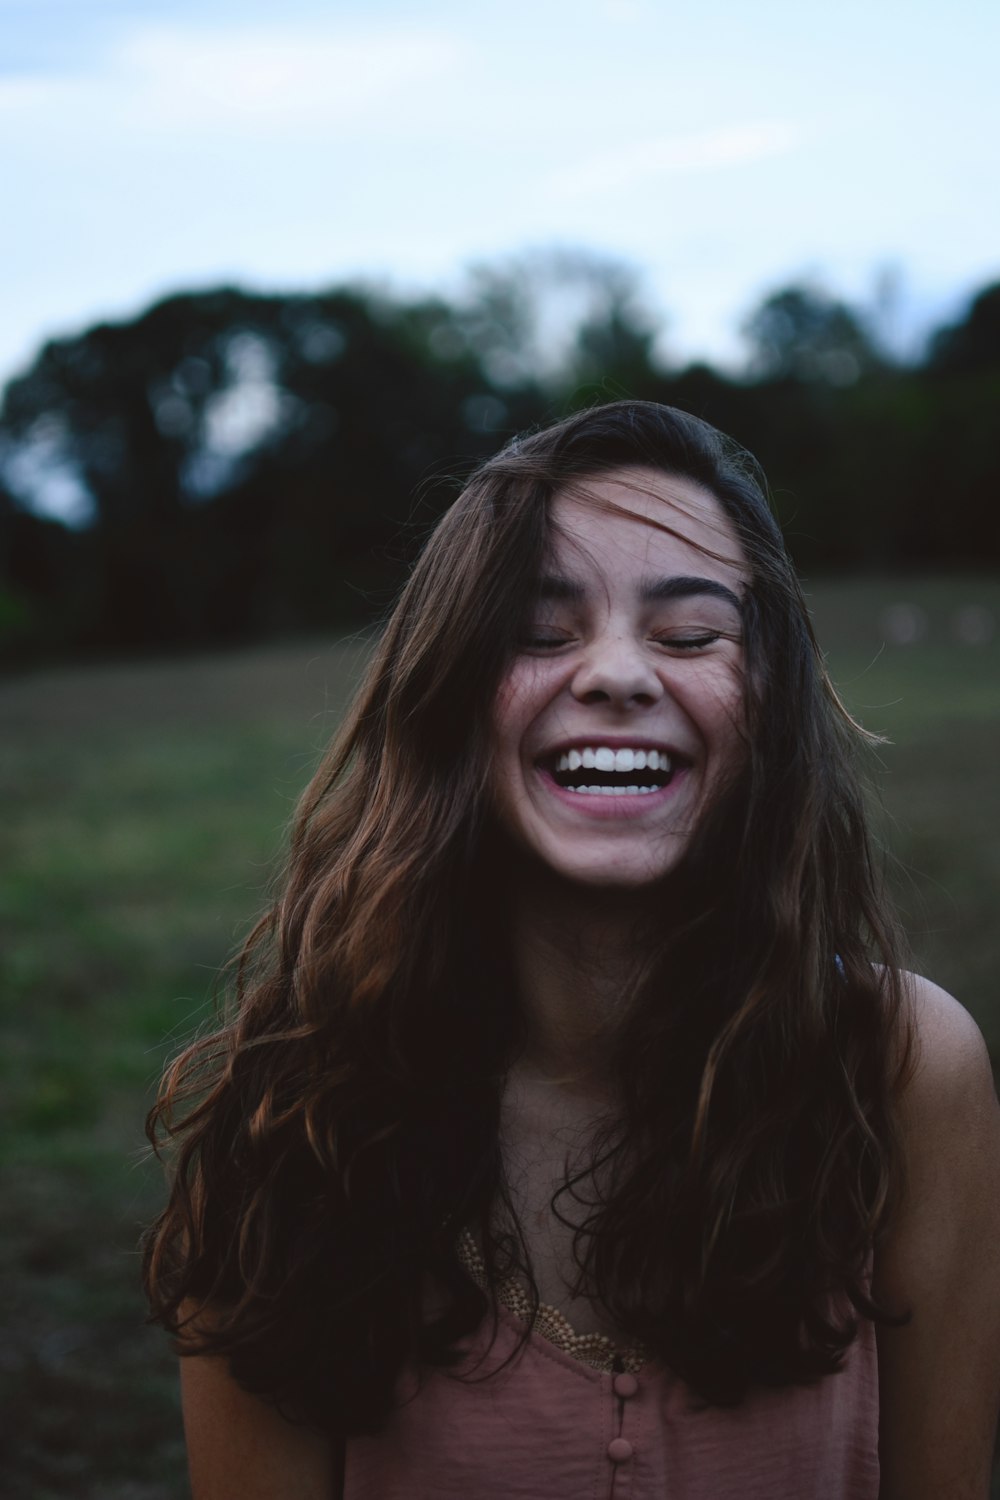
[144,401,1000,1498]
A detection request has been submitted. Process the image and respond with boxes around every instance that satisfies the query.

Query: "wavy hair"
[143,400,913,1431]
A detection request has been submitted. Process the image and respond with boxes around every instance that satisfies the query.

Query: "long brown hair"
[143,401,912,1431]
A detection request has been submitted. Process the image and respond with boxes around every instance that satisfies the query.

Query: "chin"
[531,848,685,894]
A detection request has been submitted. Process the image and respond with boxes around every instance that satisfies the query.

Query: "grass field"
[1,575,998,1499]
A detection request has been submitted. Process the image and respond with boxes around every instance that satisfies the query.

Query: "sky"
[1,0,999,391]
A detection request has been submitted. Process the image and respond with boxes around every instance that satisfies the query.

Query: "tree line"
[1,253,998,664]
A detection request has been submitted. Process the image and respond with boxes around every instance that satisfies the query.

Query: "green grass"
[806,574,1000,1039]
[0,636,370,1500]
[1,582,998,1498]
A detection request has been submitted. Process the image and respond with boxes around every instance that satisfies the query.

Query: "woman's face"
[490,466,749,890]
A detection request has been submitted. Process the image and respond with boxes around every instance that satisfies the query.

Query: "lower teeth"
[567,784,659,796]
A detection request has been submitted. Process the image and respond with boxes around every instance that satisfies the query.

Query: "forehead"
[545,466,747,587]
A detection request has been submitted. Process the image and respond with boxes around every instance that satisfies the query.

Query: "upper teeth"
[555,747,671,773]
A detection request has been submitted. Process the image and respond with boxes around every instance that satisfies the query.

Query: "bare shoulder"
[903,969,989,1056]
[889,971,999,1222]
[895,971,997,1131]
[179,1319,334,1500]
[874,972,1000,1499]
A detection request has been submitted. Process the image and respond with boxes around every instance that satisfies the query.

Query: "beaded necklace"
[456,1229,646,1374]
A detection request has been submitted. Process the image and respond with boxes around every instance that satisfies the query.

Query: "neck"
[505,863,655,1089]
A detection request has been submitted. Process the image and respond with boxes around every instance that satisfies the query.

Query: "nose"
[570,631,664,708]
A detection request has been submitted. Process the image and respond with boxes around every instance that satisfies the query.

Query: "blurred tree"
[927,283,1000,373]
[2,265,999,663]
[570,274,662,396]
[0,289,286,646]
[898,281,1000,562]
[231,288,518,632]
[742,284,883,385]
[0,288,510,647]
[0,482,92,662]
[456,248,664,396]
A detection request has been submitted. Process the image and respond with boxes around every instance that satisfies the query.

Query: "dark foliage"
[1,267,998,664]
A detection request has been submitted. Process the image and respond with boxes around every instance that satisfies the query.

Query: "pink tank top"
[344,1297,880,1498]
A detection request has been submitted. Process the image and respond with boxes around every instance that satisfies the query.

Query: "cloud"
[121,22,467,132]
[594,0,651,18]
[0,20,468,138]
[547,121,802,200]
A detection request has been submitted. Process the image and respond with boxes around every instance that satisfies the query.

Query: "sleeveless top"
[343,1234,881,1499]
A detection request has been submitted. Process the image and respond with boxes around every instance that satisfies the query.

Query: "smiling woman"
[143,401,1000,1500]
[491,471,749,888]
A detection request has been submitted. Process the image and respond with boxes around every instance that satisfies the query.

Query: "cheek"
[712,688,749,771]
[489,681,520,768]
[688,666,748,761]
[490,659,551,748]
[488,672,533,798]
[491,674,519,728]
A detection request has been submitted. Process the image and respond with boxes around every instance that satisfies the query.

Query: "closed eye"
[655,632,725,650]
[520,634,574,650]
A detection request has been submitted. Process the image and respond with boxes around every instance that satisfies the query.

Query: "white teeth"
[568,784,659,796]
[552,746,673,774]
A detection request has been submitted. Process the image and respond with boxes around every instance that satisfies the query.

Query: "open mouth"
[543,745,680,797]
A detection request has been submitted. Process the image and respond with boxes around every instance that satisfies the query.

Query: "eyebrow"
[536,572,743,613]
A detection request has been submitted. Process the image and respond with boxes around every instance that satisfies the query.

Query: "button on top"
[607,1437,634,1464]
[613,1371,639,1399]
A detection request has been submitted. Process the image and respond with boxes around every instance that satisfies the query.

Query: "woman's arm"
[874,975,1000,1500]
[180,1341,336,1500]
